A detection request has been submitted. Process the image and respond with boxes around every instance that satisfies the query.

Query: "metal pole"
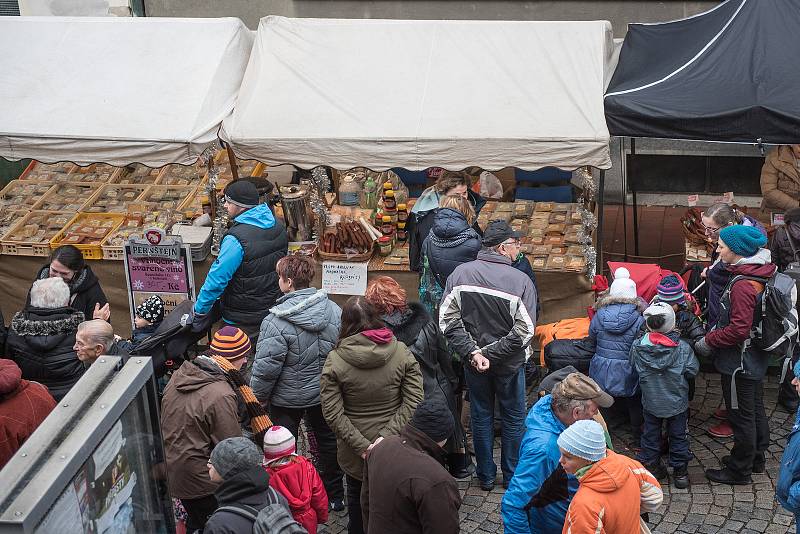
[226,143,240,181]
[597,169,606,274]
[631,137,640,256]
[620,137,629,261]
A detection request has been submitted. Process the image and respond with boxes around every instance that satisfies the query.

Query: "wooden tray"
[50,212,126,260]
[1,211,72,257]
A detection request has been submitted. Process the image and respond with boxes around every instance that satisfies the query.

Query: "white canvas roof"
[0,16,253,167]
[222,16,615,171]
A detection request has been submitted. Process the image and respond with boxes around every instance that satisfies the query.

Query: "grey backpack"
[214,488,306,534]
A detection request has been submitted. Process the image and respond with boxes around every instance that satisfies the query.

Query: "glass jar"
[378,236,393,256]
[339,176,360,206]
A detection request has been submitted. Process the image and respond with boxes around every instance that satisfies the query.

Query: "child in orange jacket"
[557,419,663,534]
[263,425,329,534]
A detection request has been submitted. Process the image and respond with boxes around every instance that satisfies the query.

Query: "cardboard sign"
[124,228,195,330]
[687,194,699,207]
[723,191,735,204]
[773,213,786,226]
[322,261,368,295]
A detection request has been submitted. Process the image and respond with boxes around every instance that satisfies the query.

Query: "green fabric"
[0,158,30,188]
[575,462,596,480]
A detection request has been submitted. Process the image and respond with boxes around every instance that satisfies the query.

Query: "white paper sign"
[322,261,368,295]
[687,194,699,207]
[723,191,735,204]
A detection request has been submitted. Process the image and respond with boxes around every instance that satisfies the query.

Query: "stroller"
[129,299,214,379]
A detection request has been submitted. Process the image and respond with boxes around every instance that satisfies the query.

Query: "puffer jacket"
[706,248,777,382]
[251,288,341,408]
[31,265,108,322]
[563,450,662,534]
[629,331,699,419]
[422,208,481,287]
[770,222,800,272]
[160,357,242,499]
[587,295,644,398]
[706,258,733,331]
[777,407,800,517]
[320,328,423,480]
[761,145,800,212]
[501,395,579,534]
[5,306,85,401]
[266,455,328,534]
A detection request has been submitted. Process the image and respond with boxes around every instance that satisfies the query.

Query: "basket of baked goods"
[50,213,126,260]
[317,220,376,262]
[0,181,55,211]
[1,211,73,256]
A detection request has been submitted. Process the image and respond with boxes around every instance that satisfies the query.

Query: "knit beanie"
[210,437,263,480]
[609,267,637,300]
[557,419,607,462]
[262,425,297,462]
[135,294,164,324]
[210,326,251,362]
[224,180,259,209]
[656,274,685,304]
[719,225,767,258]
[410,397,455,443]
[644,302,676,333]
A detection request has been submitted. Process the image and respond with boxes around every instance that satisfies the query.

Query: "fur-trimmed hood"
[381,302,431,347]
[11,307,84,337]
[594,294,640,311]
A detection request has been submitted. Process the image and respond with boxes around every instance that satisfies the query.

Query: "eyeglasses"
[502,239,521,247]
[702,223,722,235]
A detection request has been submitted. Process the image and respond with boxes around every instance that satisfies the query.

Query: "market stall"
[220,16,617,318]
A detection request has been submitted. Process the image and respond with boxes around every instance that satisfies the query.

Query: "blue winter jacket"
[777,408,800,522]
[501,395,579,534]
[587,295,644,398]
[194,203,276,318]
[423,208,481,287]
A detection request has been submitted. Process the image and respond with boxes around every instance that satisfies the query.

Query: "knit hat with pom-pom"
[609,267,637,300]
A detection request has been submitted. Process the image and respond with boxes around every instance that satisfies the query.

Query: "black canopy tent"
[603,0,800,257]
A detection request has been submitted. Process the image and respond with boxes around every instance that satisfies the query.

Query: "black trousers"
[269,404,345,501]
[181,494,217,533]
[721,373,770,476]
[345,474,364,534]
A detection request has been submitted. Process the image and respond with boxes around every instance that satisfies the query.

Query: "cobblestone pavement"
[320,371,796,533]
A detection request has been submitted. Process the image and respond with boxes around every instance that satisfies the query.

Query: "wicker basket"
[316,247,375,262]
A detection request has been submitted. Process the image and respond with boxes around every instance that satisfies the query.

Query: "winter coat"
[777,408,800,517]
[705,249,776,381]
[0,358,56,469]
[160,357,242,499]
[706,258,733,331]
[629,331,699,418]
[383,304,464,455]
[363,424,461,534]
[320,328,424,480]
[563,450,663,534]
[5,306,85,401]
[440,249,537,376]
[266,455,328,534]
[252,288,341,409]
[501,394,579,534]
[761,145,800,212]
[422,208,481,287]
[408,187,485,272]
[587,296,644,398]
[31,265,108,322]
[204,466,293,534]
[770,222,800,272]
[0,309,6,357]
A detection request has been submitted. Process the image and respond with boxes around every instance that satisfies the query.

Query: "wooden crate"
[18,161,76,181]
[83,184,150,213]
[113,164,162,185]
[37,182,103,212]
[1,211,72,257]
[138,185,196,211]
[156,163,204,186]
[63,163,121,184]
[0,210,30,251]
[50,213,126,260]
[0,180,55,211]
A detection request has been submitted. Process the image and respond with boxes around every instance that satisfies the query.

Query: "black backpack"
[780,227,800,312]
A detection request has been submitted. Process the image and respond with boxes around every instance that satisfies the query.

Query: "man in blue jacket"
[501,372,613,533]
[191,180,288,357]
[777,359,800,532]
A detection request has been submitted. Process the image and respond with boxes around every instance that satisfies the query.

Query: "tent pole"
[597,169,605,276]
[620,137,629,261]
[631,137,640,256]
[226,144,240,181]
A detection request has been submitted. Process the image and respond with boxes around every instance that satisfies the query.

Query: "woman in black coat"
[7,277,85,401]
[365,276,472,478]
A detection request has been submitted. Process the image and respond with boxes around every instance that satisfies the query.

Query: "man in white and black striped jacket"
[439,220,538,491]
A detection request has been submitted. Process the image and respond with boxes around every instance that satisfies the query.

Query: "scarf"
[212,355,272,448]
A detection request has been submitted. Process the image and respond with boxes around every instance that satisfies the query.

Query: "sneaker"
[329,499,345,512]
[705,467,752,486]
[707,421,734,438]
[645,462,668,480]
[713,407,728,420]
[672,465,690,489]
[479,480,495,491]
[721,455,766,474]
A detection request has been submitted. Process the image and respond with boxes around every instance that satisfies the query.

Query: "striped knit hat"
[557,419,607,462]
[263,425,296,461]
[210,326,251,362]
[656,274,685,304]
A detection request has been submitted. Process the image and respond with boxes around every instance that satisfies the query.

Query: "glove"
[695,336,712,358]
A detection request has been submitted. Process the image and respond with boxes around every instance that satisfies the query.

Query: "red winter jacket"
[0,358,56,469]
[265,455,328,534]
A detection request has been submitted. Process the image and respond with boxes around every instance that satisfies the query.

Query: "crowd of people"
[5,173,800,533]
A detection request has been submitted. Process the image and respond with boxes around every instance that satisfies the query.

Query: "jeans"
[464,366,526,485]
[181,494,217,533]
[346,474,364,534]
[270,404,345,501]
[639,409,692,468]
[721,373,770,476]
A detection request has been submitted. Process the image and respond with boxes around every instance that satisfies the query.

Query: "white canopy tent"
[0,16,253,167]
[222,16,616,171]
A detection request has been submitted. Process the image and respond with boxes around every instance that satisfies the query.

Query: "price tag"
[773,213,785,226]
[723,191,735,204]
[322,261,368,295]
[687,194,699,207]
